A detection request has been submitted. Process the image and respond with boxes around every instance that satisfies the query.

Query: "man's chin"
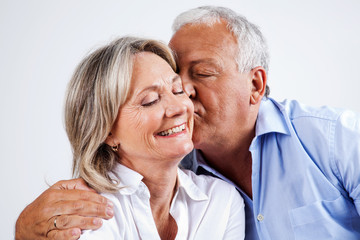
[191,117,208,149]
[191,131,202,149]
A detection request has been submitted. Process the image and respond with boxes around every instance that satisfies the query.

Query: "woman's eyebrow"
[134,74,181,98]
[172,75,181,83]
[135,85,160,98]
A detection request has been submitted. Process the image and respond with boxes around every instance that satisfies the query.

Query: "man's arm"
[334,110,360,214]
[15,178,114,240]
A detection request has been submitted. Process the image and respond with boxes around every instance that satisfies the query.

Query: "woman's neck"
[120,158,179,203]
[120,158,179,239]
[144,167,178,240]
[143,166,178,212]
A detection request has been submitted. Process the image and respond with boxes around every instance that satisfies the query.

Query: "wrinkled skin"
[169,20,266,197]
[15,178,114,240]
[15,20,266,240]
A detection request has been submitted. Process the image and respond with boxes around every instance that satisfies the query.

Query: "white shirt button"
[257,214,264,221]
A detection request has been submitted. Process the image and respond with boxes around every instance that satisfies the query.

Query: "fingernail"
[106,207,114,217]
[72,228,81,236]
[93,218,103,225]
[107,200,114,207]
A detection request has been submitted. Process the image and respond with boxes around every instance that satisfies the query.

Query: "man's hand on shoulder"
[15,178,114,240]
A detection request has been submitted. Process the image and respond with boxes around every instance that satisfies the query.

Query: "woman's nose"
[165,97,187,118]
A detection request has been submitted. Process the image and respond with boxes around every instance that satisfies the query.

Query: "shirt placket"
[250,136,271,240]
[131,182,161,240]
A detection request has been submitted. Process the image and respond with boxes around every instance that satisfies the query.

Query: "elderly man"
[16,6,360,240]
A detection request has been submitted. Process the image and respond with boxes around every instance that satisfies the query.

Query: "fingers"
[46,214,103,239]
[49,189,112,205]
[51,178,96,192]
[47,228,81,240]
[48,194,114,219]
[49,215,103,232]
[48,178,115,218]
[15,179,113,240]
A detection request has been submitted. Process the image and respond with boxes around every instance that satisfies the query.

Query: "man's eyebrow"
[189,59,223,70]
[190,58,218,65]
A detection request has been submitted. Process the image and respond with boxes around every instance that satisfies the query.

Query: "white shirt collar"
[110,163,144,195]
[177,168,208,201]
[110,163,208,201]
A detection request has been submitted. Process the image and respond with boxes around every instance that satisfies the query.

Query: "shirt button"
[257,214,264,221]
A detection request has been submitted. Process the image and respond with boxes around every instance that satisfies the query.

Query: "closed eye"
[174,90,184,95]
[142,99,159,107]
[195,73,213,78]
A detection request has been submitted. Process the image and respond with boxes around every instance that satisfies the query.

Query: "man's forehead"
[170,35,237,63]
[170,23,236,51]
[171,19,233,38]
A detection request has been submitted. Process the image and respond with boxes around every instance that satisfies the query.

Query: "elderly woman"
[64,36,245,239]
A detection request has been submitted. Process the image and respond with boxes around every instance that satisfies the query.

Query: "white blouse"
[80,163,245,239]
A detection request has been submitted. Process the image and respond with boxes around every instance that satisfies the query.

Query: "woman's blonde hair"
[65,36,176,193]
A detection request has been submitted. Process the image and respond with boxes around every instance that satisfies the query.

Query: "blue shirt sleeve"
[333,110,360,214]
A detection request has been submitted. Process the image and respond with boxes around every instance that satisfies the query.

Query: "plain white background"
[1,0,360,238]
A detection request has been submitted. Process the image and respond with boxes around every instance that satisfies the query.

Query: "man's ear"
[250,66,267,105]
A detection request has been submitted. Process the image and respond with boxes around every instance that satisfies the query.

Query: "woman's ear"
[104,132,115,146]
[250,66,267,105]
[105,132,120,152]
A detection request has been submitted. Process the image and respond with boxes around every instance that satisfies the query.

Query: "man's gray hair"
[172,6,270,96]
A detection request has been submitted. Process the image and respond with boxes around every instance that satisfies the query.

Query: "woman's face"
[110,52,194,168]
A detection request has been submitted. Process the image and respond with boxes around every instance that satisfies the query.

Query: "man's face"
[169,21,256,153]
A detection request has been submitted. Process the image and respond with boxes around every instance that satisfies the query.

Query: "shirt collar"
[111,162,208,201]
[111,163,144,195]
[177,168,208,201]
[181,98,290,171]
[256,97,291,137]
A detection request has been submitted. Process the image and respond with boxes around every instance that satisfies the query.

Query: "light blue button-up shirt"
[181,97,360,239]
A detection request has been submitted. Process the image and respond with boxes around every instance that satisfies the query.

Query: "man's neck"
[199,131,255,198]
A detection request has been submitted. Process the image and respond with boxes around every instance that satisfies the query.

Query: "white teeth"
[158,123,186,136]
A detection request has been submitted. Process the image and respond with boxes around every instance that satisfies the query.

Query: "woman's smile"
[157,123,187,137]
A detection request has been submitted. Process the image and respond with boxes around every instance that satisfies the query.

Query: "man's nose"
[181,76,196,99]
